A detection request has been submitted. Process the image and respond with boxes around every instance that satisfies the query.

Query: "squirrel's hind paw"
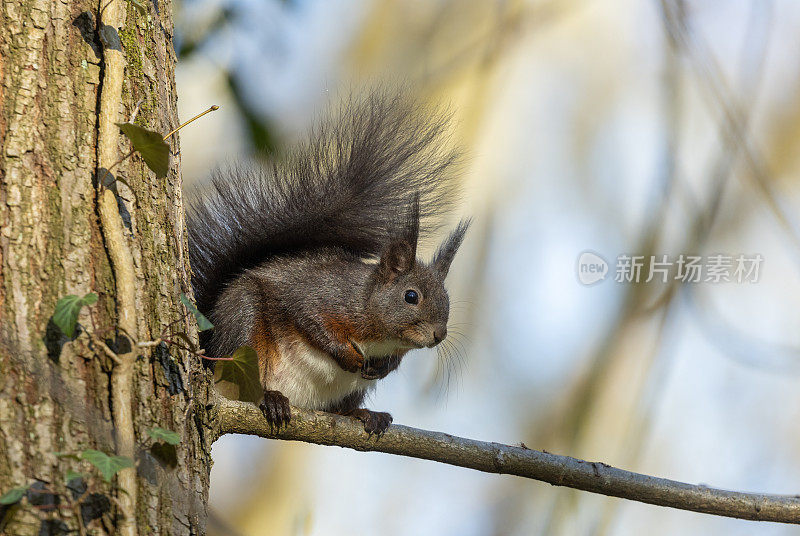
[349,408,393,437]
[260,390,291,430]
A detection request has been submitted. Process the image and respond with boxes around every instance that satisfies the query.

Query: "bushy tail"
[187,91,462,315]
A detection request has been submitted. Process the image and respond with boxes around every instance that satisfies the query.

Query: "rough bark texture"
[0,0,213,533]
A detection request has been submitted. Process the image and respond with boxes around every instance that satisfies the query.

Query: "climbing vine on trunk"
[0,0,216,533]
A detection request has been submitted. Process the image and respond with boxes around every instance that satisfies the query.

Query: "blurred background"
[175,0,800,534]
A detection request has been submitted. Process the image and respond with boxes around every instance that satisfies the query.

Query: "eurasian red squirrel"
[187,92,469,435]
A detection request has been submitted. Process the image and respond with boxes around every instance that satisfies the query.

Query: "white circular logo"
[576,251,608,285]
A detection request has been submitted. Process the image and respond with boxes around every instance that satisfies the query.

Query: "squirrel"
[187,92,470,435]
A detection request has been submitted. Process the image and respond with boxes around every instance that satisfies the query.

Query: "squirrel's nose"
[433,327,447,344]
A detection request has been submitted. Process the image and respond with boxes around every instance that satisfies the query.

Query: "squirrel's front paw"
[338,341,364,373]
[260,390,291,429]
[349,408,393,437]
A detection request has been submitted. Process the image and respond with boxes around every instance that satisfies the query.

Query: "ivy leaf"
[117,122,170,178]
[0,484,31,505]
[146,427,181,445]
[217,346,261,402]
[180,293,213,331]
[80,450,135,483]
[53,293,98,338]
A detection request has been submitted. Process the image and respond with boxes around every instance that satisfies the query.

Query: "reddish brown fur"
[249,316,281,387]
[319,314,366,371]
[320,314,358,340]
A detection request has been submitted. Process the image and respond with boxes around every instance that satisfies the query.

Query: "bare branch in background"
[214,398,800,525]
[660,0,800,263]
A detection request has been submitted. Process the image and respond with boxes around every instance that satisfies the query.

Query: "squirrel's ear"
[378,240,416,282]
[432,219,471,277]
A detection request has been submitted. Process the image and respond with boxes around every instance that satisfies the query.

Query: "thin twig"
[97,149,135,191]
[86,333,123,366]
[162,105,219,141]
[199,355,233,362]
[136,339,162,348]
[72,501,87,536]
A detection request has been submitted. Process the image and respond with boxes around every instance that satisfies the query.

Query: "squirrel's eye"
[404,289,419,304]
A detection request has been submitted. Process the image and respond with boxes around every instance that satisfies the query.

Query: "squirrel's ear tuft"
[377,194,421,283]
[378,240,416,282]
[401,193,421,254]
[432,219,471,277]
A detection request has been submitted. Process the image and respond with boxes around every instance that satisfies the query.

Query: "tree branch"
[214,397,800,524]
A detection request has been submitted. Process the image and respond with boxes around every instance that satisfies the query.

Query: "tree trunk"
[0,0,212,534]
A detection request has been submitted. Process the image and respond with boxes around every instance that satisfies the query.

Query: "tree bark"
[0,0,212,534]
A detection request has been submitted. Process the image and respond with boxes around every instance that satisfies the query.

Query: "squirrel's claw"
[349,408,393,437]
[260,390,291,430]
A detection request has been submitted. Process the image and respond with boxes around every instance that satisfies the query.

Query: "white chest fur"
[264,338,406,410]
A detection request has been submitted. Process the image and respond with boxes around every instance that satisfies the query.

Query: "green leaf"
[0,484,30,505]
[117,122,170,178]
[180,293,213,331]
[53,293,98,338]
[80,449,134,483]
[218,346,261,402]
[65,469,84,483]
[146,427,181,445]
[127,0,147,15]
